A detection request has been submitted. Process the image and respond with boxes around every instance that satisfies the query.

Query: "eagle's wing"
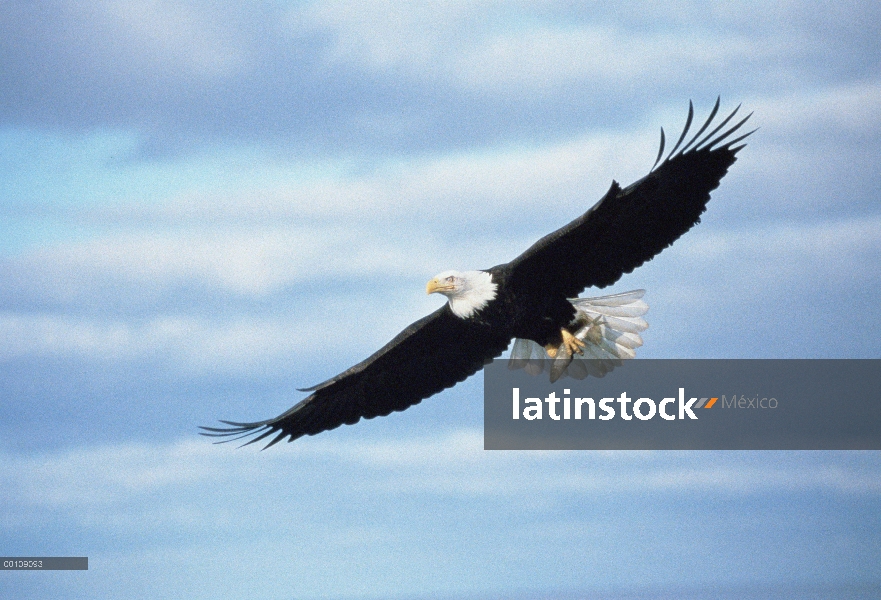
[506,98,754,298]
[201,305,511,448]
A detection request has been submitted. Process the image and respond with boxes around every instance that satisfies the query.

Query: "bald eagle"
[202,99,753,448]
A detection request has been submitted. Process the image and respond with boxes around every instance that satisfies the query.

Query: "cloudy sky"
[2,1,880,598]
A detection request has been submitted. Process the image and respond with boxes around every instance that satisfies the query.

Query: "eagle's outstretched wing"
[203,99,752,448]
[200,305,511,448]
[506,98,754,298]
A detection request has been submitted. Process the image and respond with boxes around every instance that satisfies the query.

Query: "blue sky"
[1,1,880,598]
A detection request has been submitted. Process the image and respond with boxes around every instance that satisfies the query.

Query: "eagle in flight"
[202,98,753,448]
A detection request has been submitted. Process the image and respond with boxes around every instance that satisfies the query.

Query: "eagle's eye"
[446,276,455,283]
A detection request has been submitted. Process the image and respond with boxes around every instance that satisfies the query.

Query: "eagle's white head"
[426,270,498,319]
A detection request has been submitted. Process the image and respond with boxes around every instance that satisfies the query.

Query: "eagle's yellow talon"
[561,329,585,356]
[545,329,584,358]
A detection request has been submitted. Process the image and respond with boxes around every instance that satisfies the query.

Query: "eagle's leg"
[544,328,585,358]
[561,328,586,356]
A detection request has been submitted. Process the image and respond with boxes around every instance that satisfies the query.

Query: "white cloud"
[3,434,878,600]
[16,223,461,300]
[78,0,252,78]
[5,86,878,369]
[74,79,881,246]
[29,228,344,297]
[7,124,663,308]
[750,81,881,139]
[87,125,655,226]
[0,310,407,373]
[676,215,881,288]
[16,183,875,312]
[3,434,879,523]
[449,26,794,93]
[294,0,804,94]
[294,0,478,71]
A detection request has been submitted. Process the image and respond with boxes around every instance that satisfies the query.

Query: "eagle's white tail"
[508,290,648,382]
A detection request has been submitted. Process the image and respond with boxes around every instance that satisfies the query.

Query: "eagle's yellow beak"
[426,278,455,295]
